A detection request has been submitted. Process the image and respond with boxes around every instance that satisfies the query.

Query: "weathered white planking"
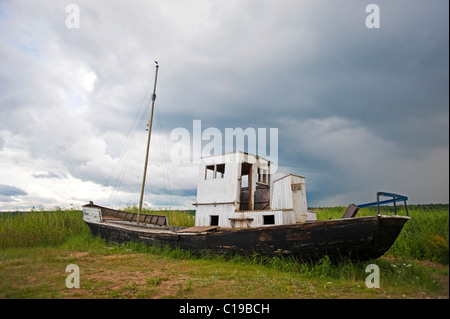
[195,152,310,228]
[271,174,308,223]
[82,207,102,223]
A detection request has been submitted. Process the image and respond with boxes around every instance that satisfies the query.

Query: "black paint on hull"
[85,215,409,261]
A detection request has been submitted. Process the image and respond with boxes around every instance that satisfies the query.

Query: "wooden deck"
[176,226,219,233]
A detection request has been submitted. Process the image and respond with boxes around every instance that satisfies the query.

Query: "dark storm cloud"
[0,184,27,202]
[0,0,448,209]
[156,0,449,205]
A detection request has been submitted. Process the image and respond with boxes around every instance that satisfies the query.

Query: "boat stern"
[82,201,103,223]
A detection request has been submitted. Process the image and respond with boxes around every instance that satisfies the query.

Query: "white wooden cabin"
[194,152,316,228]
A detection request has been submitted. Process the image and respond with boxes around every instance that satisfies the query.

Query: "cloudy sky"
[0,0,448,211]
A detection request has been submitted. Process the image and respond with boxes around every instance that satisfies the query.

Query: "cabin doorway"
[239,163,253,210]
[239,163,270,211]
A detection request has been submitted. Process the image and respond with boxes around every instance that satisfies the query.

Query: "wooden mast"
[137,62,159,225]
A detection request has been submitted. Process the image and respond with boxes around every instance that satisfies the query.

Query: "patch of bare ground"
[61,253,191,299]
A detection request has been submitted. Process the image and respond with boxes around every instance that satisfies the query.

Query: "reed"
[0,210,90,249]
[122,205,195,227]
[0,207,195,250]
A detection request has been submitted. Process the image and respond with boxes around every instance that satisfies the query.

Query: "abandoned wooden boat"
[82,63,410,261]
[83,207,409,261]
[83,151,410,261]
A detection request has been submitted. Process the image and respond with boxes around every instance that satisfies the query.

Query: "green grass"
[0,205,448,298]
[1,239,447,298]
[123,205,195,227]
[0,209,91,249]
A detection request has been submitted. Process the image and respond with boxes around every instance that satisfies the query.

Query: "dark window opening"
[257,168,268,184]
[216,164,225,178]
[205,164,225,180]
[210,215,219,226]
[240,162,252,188]
[205,165,214,180]
[263,215,275,225]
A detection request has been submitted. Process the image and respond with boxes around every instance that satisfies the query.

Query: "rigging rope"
[104,68,174,210]
[155,107,174,210]
[105,76,154,207]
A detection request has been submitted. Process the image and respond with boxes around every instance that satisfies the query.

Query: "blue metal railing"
[358,192,409,216]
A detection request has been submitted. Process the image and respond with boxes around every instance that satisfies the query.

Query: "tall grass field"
[0,205,448,299]
[1,205,447,263]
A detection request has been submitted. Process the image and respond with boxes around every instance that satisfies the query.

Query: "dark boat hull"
[84,213,409,261]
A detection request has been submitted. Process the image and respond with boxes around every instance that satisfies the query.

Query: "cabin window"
[240,162,252,188]
[216,164,225,178]
[241,174,249,188]
[210,215,219,226]
[263,215,275,225]
[205,164,225,180]
[205,165,214,180]
[257,168,268,185]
